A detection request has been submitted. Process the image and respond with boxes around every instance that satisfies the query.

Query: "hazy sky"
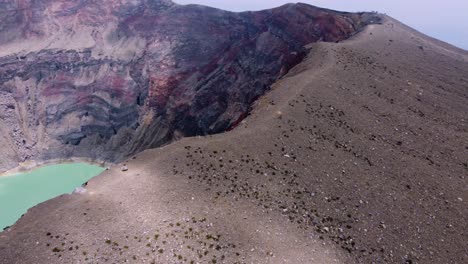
[174,0,468,50]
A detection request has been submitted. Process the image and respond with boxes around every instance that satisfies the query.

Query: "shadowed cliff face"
[0,0,380,169]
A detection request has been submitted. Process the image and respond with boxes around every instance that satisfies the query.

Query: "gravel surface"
[0,16,467,264]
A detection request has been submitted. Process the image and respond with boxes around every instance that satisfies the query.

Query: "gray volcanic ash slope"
[1,5,467,264]
[0,7,468,263]
[0,0,379,171]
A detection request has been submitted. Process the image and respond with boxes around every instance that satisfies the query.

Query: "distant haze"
[175,0,468,50]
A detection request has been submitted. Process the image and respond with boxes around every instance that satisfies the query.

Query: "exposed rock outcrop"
[1,15,467,263]
[0,0,380,170]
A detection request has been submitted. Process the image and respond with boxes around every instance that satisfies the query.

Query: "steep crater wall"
[0,0,380,171]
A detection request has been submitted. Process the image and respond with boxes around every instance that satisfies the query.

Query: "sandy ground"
[0,16,467,264]
[0,159,111,177]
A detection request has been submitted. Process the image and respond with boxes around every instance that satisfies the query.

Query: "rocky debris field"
[1,16,467,264]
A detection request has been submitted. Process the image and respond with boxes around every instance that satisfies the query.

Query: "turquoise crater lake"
[0,163,105,230]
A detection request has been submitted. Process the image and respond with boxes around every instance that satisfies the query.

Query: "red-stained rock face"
[0,0,380,168]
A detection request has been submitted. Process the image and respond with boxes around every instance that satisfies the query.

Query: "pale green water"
[0,163,105,230]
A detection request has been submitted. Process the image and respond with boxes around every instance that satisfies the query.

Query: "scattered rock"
[73,187,87,194]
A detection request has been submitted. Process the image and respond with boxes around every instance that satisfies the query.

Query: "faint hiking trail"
[0,5,467,264]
